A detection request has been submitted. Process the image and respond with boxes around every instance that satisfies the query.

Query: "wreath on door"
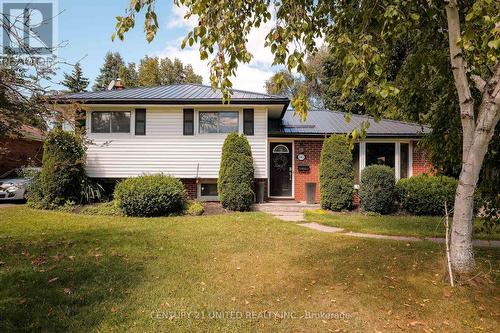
[273,154,288,171]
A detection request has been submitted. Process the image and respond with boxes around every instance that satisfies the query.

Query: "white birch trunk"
[445,0,500,273]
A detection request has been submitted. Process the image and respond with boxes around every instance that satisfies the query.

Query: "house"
[54,83,432,203]
[0,125,44,175]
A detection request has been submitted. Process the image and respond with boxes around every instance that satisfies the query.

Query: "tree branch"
[471,75,486,93]
[444,0,475,163]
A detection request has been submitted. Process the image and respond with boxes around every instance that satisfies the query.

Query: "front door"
[270,142,293,197]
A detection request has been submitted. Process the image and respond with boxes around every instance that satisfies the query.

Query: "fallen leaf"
[63,288,72,294]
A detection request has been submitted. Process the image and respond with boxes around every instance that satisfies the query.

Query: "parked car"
[0,167,40,201]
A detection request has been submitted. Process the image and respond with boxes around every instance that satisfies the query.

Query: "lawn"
[305,209,500,240]
[0,206,498,332]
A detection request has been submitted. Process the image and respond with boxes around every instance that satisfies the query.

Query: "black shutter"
[243,108,254,135]
[183,109,194,135]
[135,109,146,135]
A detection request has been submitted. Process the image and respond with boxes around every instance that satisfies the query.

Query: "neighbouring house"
[0,125,44,175]
[54,83,432,203]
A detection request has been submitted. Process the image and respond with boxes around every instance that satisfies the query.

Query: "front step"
[251,201,320,213]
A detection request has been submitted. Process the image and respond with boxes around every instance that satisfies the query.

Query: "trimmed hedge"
[27,129,86,209]
[359,165,396,214]
[218,132,255,211]
[396,174,458,216]
[114,174,187,217]
[320,135,354,211]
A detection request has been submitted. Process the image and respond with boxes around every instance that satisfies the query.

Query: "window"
[353,143,360,184]
[272,144,289,154]
[400,143,409,178]
[366,142,395,168]
[135,109,146,135]
[243,109,254,135]
[183,109,194,135]
[91,111,130,133]
[200,183,218,197]
[199,111,239,134]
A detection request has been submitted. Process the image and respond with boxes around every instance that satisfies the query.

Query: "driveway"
[0,202,25,208]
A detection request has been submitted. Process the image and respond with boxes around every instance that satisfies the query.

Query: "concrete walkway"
[299,222,500,248]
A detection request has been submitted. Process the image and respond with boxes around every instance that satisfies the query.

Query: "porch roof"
[269,110,431,138]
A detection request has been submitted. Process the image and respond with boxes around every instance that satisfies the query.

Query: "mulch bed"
[202,202,230,216]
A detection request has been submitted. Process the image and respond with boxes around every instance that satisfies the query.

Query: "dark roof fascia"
[51,98,290,106]
[267,133,426,139]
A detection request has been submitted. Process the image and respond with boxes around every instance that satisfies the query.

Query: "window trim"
[90,111,131,134]
[198,111,240,135]
[357,140,413,186]
[197,180,219,201]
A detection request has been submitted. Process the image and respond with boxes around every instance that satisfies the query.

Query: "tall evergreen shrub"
[28,129,86,208]
[218,132,254,211]
[320,135,354,210]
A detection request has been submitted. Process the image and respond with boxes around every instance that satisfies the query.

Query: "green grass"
[305,209,500,240]
[0,206,499,332]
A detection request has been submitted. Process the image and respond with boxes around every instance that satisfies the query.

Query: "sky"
[49,1,279,93]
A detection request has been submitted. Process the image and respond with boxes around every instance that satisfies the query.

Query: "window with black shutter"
[243,108,254,135]
[135,109,146,135]
[183,109,194,135]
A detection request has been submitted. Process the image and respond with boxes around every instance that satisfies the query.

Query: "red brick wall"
[292,140,434,204]
[180,178,268,201]
[412,142,434,175]
[180,179,197,199]
[0,139,43,174]
[294,140,323,203]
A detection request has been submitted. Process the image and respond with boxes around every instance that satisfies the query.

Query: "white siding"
[85,106,268,179]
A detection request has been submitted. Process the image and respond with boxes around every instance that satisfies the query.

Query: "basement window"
[198,181,219,200]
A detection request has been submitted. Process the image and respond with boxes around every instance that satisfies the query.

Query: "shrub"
[396,174,458,216]
[218,132,254,211]
[114,174,187,217]
[27,129,86,209]
[320,135,354,211]
[359,165,396,214]
[186,201,205,216]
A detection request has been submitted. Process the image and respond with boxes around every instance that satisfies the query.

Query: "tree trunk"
[445,0,500,274]
[450,97,500,273]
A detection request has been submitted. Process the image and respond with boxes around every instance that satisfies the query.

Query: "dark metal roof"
[269,110,431,137]
[55,83,290,106]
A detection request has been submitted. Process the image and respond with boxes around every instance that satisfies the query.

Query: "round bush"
[359,165,396,214]
[218,132,255,211]
[396,174,458,216]
[28,129,86,209]
[186,201,205,216]
[320,135,354,211]
[114,174,187,217]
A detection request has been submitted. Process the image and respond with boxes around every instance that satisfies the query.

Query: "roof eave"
[268,132,428,138]
[51,98,290,106]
